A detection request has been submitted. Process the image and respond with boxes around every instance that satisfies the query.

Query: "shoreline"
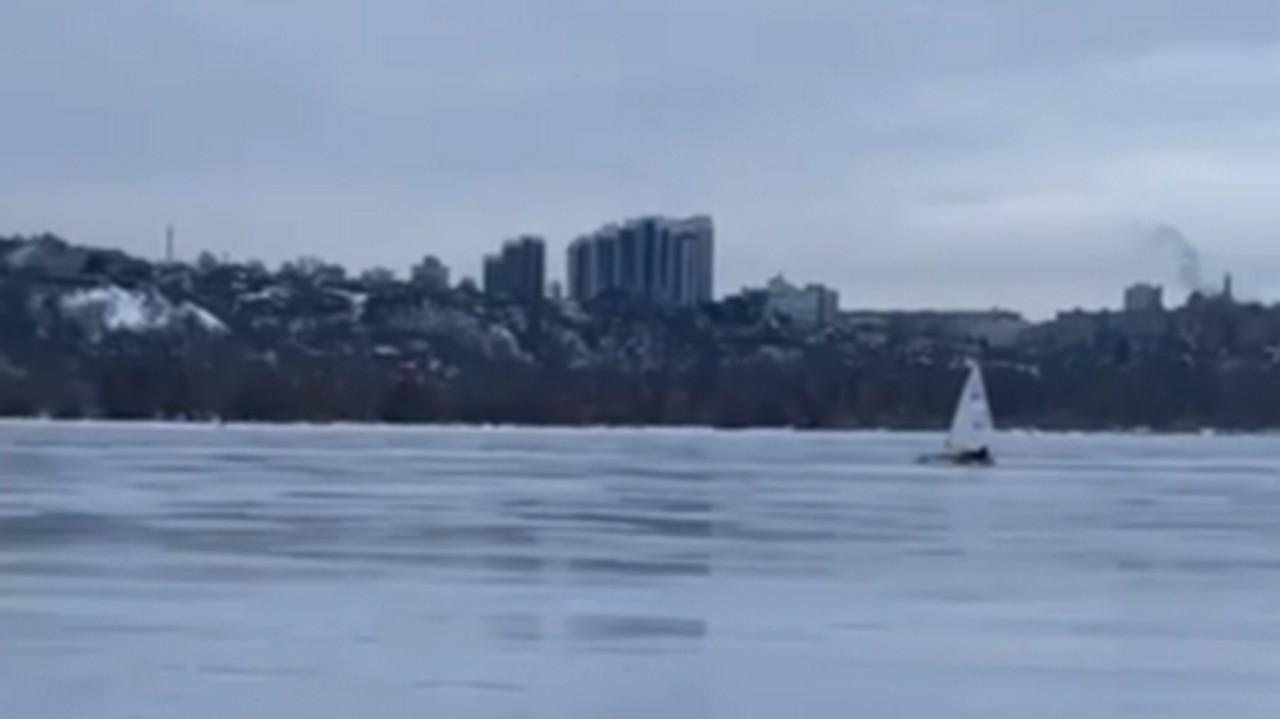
[0,416,1273,437]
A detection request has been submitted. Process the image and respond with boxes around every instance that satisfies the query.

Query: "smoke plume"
[1148,224,1209,294]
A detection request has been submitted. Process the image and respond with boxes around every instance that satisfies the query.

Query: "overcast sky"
[4,0,1280,316]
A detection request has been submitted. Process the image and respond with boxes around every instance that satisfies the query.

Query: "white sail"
[945,361,994,452]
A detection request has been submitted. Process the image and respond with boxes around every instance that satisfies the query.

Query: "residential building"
[761,275,840,326]
[567,236,594,301]
[1123,283,1164,313]
[3,235,90,279]
[360,267,397,285]
[1020,309,1108,349]
[282,255,346,284]
[483,236,546,301]
[1186,273,1237,309]
[566,215,714,306]
[411,255,451,290]
[482,255,503,295]
[841,309,1030,348]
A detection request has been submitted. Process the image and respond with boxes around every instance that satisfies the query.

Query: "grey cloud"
[3,0,1280,314]
[0,0,324,183]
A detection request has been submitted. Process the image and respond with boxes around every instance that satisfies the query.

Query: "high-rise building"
[566,215,714,306]
[668,216,714,305]
[483,236,546,301]
[483,254,503,295]
[567,236,595,301]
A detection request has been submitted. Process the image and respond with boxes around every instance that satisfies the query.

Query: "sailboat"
[918,359,996,466]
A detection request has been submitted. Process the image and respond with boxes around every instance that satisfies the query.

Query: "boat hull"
[916,452,996,467]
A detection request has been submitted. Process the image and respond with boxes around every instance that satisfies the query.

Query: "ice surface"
[2,426,1280,718]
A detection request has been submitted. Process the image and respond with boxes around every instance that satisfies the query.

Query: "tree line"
[3,339,1280,430]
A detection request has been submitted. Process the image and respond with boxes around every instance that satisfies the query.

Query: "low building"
[411,255,450,290]
[360,267,397,285]
[1113,310,1173,341]
[1124,283,1164,313]
[1022,309,1110,349]
[839,309,1029,348]
[281,256,346,284]
[761,275,839,326]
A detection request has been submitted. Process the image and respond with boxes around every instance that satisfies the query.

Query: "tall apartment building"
[483,236,546,301]
[567,215,714,306]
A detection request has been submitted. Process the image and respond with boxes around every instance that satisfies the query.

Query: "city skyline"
[3,215,1248,323]
[5,1,1280,317]
[0,227,1250,327]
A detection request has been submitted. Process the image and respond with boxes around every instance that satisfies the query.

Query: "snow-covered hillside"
[61,285,227,338]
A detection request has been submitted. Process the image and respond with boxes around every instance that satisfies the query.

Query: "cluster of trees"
[4,336,1280,430]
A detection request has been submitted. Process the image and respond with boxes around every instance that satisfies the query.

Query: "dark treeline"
[3,337,1280,431]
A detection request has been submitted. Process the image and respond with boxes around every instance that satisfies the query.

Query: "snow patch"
[182,303,228,333]
[241,287,288,304]
[335,290,368,313]
[61,286,227,336]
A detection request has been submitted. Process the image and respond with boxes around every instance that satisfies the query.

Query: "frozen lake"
[3,423,1280,718]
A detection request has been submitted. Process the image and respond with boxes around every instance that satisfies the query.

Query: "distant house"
[360,267,398,286]
[760,275,840,327]
[1123,283,1164,313]
[411,255,451,290]
[3,235,90,280]
[281,256,346,284]
[1019,309,1106,349]
[840,309,1029,348]
[2,235,152,285]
